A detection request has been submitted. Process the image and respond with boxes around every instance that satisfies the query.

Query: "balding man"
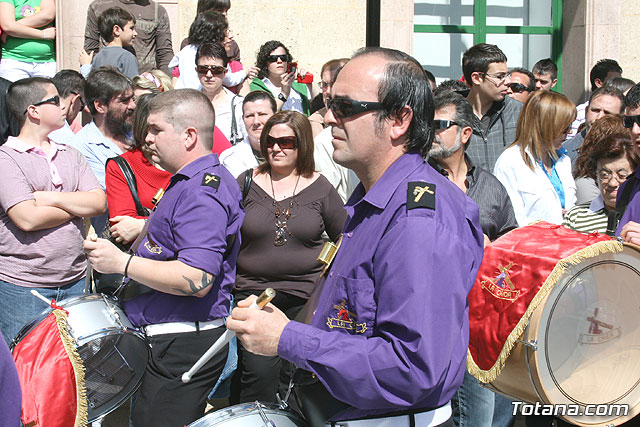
[84,89,244,426]
[227,47,484,427]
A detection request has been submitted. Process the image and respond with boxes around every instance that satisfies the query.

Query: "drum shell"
[12,294,149,422]
[483,244,640,427]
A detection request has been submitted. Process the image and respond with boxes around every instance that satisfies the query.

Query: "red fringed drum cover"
[467,222,621,383]
[12,309,87,427]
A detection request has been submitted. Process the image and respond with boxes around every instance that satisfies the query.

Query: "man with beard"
[69,67,136,233]
[428,91,517,427]
[429,91,517,244]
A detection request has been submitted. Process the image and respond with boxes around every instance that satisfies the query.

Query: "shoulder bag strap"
[107,156,148,217]
[243,168,253,201]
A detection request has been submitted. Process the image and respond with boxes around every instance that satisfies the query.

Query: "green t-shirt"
[0,0,55,62]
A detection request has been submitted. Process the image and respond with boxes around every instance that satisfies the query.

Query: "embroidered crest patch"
[326,299,367,334]
[407,182,436,210]
[481,262,521,302]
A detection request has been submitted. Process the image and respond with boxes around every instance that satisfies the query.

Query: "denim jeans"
[452,370,516,427]
[0,277,86,346]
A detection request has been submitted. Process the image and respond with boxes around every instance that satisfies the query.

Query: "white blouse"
[494,145,576,227]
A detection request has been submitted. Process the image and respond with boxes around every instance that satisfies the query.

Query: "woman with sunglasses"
[197,42,245,147]
[494,90,577,226]
[231,111,346,404]
[246,40,312,116]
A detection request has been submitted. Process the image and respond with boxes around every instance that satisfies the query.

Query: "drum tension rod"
[516,339,538,351]
[256,401,276,427]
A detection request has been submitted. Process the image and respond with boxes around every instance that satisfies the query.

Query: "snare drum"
[12,294,148,422]
[188,402,307,426]
[468,222,640,426]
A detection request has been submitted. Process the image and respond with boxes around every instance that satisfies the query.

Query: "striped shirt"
[562,195,608,233]
[0,137,101,287]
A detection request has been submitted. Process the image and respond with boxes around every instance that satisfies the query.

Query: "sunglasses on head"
[266,135,297,149]
[326,97,384,119]
[623,115,640,129]
[507,82,531,94]
[433,120,461,130]
[195,65,226,75]
[24,95,60,114]
[267,54,288,63]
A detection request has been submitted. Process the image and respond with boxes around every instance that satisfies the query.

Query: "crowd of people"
[1,0,640,427]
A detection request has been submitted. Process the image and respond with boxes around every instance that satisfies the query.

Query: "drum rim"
[525,243,640,424]
[11,293,142,349]
[187,401,307,426]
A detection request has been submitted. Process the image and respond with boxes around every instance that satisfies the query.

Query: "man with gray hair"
[428,91,517,427]
[84,89,244,426]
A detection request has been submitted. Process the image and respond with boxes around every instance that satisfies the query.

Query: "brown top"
[234,172,347,299]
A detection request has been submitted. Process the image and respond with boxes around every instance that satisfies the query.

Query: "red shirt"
[105,149,171,219]
[213,125,231,155]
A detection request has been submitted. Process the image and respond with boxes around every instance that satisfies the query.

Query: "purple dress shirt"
[123,154,244,327]
[0,337,20,426]
[616,164,640,235]
[278,151,484,420]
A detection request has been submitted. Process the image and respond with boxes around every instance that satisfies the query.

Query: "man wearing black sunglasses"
[228,47,484,427]
[506,68,535,105]
[462,43,523,172]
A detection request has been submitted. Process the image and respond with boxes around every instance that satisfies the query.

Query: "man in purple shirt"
[84,89,244,426]
[227,48,484,426]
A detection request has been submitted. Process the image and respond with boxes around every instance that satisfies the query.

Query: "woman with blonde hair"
[132,69,174,98]
[494,90,577,226]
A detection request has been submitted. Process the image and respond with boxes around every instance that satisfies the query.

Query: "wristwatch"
[278,93,287,102]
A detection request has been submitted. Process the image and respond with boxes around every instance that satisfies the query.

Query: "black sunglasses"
[24,95,60,114]
[196,65,226,75]
[267,54,288,63]
[326,97,384,119]
[623,115,640,129]
[433,120,462,130]
[266,135,297,149]
[507,82,531,94]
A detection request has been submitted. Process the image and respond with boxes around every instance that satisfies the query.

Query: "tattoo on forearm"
[173,270,215,295]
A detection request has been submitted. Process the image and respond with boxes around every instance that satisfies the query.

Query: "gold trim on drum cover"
[54,309,88,426]
[467,239,624,384]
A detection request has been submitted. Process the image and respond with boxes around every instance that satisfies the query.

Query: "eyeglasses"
[598,169,630,183]
[267,54,288,63]
[318,81,330,90]
[266,135,297,149]
[326,97,384,119]
[195,65,226,75]
[433,120,462,131]
[622,115,640,129]
[24,95,60,114]
[507,82,531,94]
[482,72,509,83]
[70,91,86,110]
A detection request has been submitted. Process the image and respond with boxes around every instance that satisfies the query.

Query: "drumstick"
[181,288,276,384]
[30,290,52,306]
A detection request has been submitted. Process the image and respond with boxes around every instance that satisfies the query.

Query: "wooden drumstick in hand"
[181,288,276,383]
